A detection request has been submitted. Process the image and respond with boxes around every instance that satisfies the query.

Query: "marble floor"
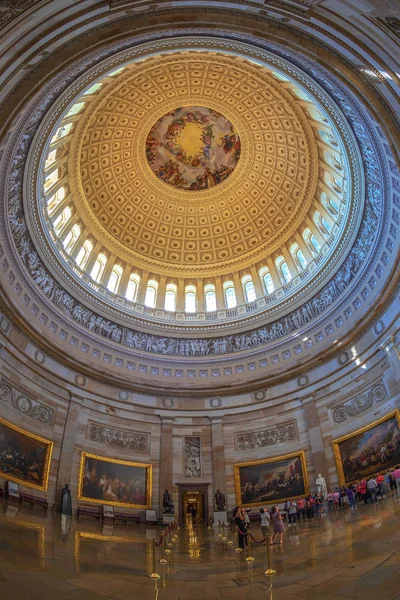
[0,495,399,600]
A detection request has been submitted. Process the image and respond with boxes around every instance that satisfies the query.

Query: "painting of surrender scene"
[333,410,400,485]
[145,106,241,190]
[78,452,152,508]
[235,451,309,507]
[0,417,53,491]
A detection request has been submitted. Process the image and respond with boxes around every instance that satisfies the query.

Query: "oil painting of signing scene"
[78,452,152,508]
[235,451,309,507]
[333,409,400,486]
[0,417,53,491]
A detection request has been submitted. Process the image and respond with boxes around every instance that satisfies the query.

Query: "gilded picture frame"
[234,450,309,507]
[78,451,152,509]
[0,416,53,492]
[332,409,400,486]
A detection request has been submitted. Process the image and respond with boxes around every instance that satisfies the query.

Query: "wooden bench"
[20,492,48,510]
[114,511,141,525]
[77,506,102,521]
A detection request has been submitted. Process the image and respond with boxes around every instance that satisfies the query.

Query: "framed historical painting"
[78,452,152,508]
[0,417,53,491]
[234,451,309,507]
[332,409,400,486]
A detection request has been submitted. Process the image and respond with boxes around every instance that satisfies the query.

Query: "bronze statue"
[214,489,226,511]
[162,489,174,513]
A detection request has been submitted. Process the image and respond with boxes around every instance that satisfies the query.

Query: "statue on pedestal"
[60,483,72,516]
[316,474,328,499]
[213,489,226,511]
[162,489,174,513]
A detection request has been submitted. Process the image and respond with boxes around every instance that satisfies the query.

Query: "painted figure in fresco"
[214,489,226,511]
[163,489,174,513]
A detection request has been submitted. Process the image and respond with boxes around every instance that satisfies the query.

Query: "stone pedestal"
[213,510,228,526]
[162,514,176,525]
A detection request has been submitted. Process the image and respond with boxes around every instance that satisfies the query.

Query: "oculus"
[145,106,240,190]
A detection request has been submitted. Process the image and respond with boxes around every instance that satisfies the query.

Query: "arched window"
[185,285,196,313]
[242,276,256,303]
[65,102,84,117]
[84,82,102,95]
[47,186,65,214]
[107,264,123,294]
[51,122,73,143]
[164,283,177,312]
[204,284,217,312]
[144,280,158,308]
[125,274,140,302]
[76,239,93,269]
[290,244,307,272]
[45,149,57,168]
[53,206,71,234]
[90,253,107,283]
[314,212,331,238]
[259,268,274,295]
[276,256,292,284]
[63,224,81,254]
[223,281,237,309]
[44,167,59,192]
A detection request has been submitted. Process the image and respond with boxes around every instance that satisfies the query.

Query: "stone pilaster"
[56,392,83,498]
[159,418,174,512]
[302,395,330,489]
[210,418,227,506]
[385,334,400,382]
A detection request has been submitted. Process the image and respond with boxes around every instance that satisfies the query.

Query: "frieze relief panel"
[184,436,201,478]
[330,379,387,424]
[0,378,54,426]
[87,421,150,452]
[235,421,298,451]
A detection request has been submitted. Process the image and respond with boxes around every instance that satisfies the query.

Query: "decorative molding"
[297,374,309,387]
[208,397,221,408]
[74,374,87,387]
[235,421,298,450]
[337,351,350,365]
[184,436,201,478]
[331,379,387,424]
[87,421,149,452]
[0,379,54,425]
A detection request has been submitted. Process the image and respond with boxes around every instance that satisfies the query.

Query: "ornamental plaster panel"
[87,420,150,452]
[0,378,55,426]
[235,421,298,450]
[330,379,387,424]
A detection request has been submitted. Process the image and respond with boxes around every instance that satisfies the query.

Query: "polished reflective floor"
[0,495,399,599]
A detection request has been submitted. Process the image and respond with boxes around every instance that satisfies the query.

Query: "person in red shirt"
[393,465,400,497]
[376,473,384,498]
[296,497,305,520]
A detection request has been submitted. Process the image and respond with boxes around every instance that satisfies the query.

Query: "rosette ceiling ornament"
[1,31,398,395]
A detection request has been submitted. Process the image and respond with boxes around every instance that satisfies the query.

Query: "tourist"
[367,476,378,503]
[376,473,385,498]
[260,508,271,543]
[271,505,285,544]
[288,500,297,526]
[296,497,306,519]
[346,485,356,509]
[394,464,400,497]
[387,470,396,494]
[234,507,248,549]
[359,479,367,504]
[327,491,334,512]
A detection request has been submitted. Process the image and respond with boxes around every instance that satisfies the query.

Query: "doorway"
[176,483,210,525]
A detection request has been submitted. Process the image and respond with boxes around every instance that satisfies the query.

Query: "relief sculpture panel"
[235,422,298,451]
[184,436,201,478]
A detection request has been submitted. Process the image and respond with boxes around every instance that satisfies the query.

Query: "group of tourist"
[232,466,400,549]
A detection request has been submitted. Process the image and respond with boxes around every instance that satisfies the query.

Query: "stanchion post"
[159,533,167,565]
[149,538,161,579]
[235,529,242,553]
[167,528,173,548]
[246,535,255,562]
[227,526,233,546]
[218,521,222,538]
[264,537,276,575]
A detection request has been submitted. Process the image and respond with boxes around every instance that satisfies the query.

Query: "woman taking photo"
[234,506,248,549]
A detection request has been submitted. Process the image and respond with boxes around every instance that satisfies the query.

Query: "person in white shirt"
[260,507,271,544]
